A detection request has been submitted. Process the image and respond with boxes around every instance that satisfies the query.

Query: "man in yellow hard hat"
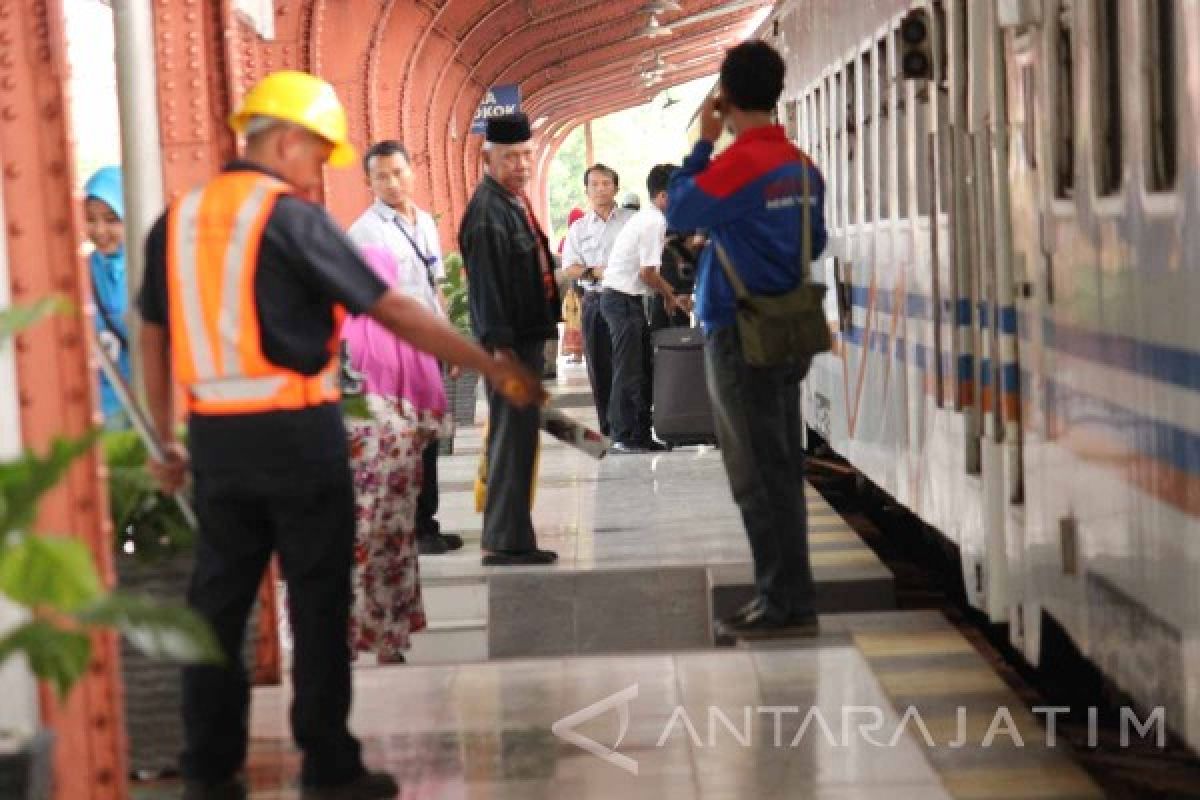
[138,70,544,800]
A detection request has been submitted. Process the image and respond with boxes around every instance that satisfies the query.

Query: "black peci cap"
[485,112,532,144]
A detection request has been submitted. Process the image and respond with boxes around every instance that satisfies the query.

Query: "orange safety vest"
[166,171,341,415]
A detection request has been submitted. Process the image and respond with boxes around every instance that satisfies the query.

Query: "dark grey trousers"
[482,339,545,553]
[704,326,815,620]
[581,290,613,435]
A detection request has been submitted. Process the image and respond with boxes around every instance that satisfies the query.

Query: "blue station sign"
[471,84,522,134]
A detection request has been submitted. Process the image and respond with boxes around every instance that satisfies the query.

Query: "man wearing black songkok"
[459,112,561,566]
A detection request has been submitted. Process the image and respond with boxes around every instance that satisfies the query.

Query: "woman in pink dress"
[559,207,585,363]
[342,244,452,663]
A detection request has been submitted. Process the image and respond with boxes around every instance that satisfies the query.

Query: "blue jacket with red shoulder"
[667,125,827,332]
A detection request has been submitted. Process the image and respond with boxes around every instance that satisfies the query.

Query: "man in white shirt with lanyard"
[599,164,688,454]
[348,140,462,555]
[560,164,634,437]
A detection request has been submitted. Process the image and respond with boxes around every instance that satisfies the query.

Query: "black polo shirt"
[139,160,388,471]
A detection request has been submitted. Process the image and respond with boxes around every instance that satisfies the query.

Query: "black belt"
[602,288,643,302]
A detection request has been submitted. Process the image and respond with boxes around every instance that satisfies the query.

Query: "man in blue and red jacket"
[668,39,828,640]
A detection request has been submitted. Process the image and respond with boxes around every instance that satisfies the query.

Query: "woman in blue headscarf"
[83,165,131,429]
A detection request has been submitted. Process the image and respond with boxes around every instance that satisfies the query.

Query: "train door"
[947,0,1016,621]
[997,2,1048,658]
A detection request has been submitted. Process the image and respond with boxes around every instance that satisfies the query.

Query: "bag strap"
[712,155,816,300]
[392,214,439,293]
[712,239,750,300]
[800,155,814,278]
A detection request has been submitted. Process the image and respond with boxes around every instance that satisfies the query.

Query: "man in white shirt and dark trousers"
[560,164,634,437]
[600,164,688,454]
[348,140,463,555]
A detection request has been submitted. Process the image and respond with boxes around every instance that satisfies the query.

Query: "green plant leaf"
[0,621,92,699]
[0,431,99,535]
[0,297,71,340]
[77,593,223,665]
[341,394,372,420]
[439,253,473,337]
[101,429,147,468]
[0,535,103,611]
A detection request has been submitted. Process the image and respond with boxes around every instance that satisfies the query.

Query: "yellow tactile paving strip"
[855,630,978,658]
[940,765,1103,799]
[853,624,1105,800]
[874,665,1011,697]
[811,549,886,568]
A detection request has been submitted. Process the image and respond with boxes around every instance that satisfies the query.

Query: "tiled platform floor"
[416,366,892,659]
[249,640,954,799]
[131,366,1102,798]
[133,612,1101,799]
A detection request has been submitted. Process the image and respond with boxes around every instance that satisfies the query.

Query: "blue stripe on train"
[1042,318,1200,392]
[1021,368,1200,478]
[844,285,1199,392]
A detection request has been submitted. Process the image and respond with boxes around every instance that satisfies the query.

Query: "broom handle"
[93,332,199,530]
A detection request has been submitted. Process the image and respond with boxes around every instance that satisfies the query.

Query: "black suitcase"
[652,326,717,446]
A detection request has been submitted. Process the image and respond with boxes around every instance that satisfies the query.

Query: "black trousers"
[581,290,613,435]
[182,461,362,787]
[482,339,545,553]
[415,437,440,536]
[599,289,653,445]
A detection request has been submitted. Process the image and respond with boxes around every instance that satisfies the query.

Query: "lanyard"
[392,213,438,292]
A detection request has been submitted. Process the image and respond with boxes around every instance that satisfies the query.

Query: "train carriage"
[753,0,1200,750]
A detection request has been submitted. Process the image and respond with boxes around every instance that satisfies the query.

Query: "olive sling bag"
[711,165,831,375]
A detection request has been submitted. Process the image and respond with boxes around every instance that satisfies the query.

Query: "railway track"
[806,445,1200,800]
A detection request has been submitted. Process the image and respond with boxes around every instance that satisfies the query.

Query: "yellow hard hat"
[229,70,357,168]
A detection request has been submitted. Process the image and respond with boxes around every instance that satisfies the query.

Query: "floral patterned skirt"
[347,394,449,659]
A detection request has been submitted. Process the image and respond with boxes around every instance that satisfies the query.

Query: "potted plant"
[440,253,481,438]
[104,429,205,778]
[0,298,220,797]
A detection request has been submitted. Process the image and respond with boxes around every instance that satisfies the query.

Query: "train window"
[830,76,840,227]
[878,38,892,220]
[1143,0,1177,192]
[784,98,799,142]
[1022,64,1038,170]
[846,59,859,225]
[896,77,910,218]
[831,72,843,230]
[800,93,811,152]
[831,73,842,229]
[862,49,875,223]
[1053,1,1076,199]
[813,86,824,167]
[914,90,933,216]
[1091,0,1121,196]
[937,96,952,213]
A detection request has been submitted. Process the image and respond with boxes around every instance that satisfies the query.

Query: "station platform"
[406,370,895,664]
[135,365,1102,799]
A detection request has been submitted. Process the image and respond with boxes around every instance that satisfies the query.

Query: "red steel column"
[0,1,128,797]
[153,0,236,199]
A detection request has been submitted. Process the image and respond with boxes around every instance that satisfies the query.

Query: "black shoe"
[481,549,559,566]
[642,439,671,452]
[610,441,647,455]
[715,607,820,641]
[183,779,247,800]
[440,532,464,551]
[300,771,399,800]
[417,532,448,555]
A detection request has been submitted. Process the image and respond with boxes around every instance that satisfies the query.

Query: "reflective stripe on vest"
[167,172,341,414]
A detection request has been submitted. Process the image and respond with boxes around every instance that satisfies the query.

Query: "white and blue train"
[750,0,1199,750]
